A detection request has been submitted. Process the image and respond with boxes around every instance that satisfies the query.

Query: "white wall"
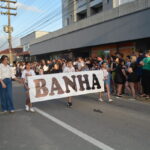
[113,0,135,8]
[119,0,135,5]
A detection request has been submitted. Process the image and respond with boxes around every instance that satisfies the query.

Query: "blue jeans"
[0,78,14,111]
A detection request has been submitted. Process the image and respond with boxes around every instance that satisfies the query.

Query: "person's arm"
[106,66,111,72]
[110,63,114,72]
[12,77,23,83]
[22,78,29,90]
[140,58,145,66]
[140,60,144,66]
[10,67,22,83]
[0,79,6,88]
[122,68,127,79]
[21,71,29,90]
[0,67,6,88]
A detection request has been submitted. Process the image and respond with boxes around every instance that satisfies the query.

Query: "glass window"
[23,44,30,51]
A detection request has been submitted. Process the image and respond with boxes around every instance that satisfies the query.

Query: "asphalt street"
[0,82,150,150]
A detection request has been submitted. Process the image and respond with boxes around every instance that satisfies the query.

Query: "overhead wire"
[19,0,91,37]
[1,0,90,49]
[11,0,63,35]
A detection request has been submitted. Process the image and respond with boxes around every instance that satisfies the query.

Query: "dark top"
[50,69,61,74]
[111,62,117,73]
[114,64,126,84]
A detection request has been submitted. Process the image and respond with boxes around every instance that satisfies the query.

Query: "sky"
[0,0,62,50]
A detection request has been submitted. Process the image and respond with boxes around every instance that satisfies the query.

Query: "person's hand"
[18,79,23,84]
[25,86,30,90]
[140,61,144,66]
[2,83,6,88]
[14,78,23,84]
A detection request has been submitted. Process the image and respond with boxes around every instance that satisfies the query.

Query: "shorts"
[104,79,110,85]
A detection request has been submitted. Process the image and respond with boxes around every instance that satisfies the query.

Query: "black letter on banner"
[92,74,101,89]
[50,77,64,96]
[63,75,77,93]
[34,79,49,98]
[77,74,91,91]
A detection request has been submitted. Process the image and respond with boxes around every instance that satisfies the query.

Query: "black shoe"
[67,102,72,107]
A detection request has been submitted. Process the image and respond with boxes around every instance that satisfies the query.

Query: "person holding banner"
[22,62,36,112]
[98,61,113,102]
[0,55,21,113]
[63,61,75,107]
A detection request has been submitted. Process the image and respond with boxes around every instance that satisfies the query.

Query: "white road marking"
[35,107,115,150]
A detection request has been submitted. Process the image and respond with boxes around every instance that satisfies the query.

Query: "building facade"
[20,31,49,61]
[21,31,49,52]
[62,0,136,27]
[26,0,150,60]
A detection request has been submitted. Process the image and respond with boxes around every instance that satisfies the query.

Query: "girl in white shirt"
[63,61,75,107]
[22,62,36,112]
[99,62,113,102]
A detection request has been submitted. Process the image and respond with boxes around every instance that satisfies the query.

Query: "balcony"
[76,0,87,13]
[90,0,102,8]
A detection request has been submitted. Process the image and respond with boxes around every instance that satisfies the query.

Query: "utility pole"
[0,0,17,65]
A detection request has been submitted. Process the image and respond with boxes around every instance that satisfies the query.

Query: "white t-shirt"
[63,66,75,73]
[22,69,35,83]
[101,68,108,80]
[42,65,49,72]
[77,62,85,70]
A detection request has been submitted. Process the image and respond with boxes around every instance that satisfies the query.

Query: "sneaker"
[10,110,15,113]
[25,105,30,112]
[129,98,136,101]
[30,107,35,112]
[98,98,104,102]
[145,96,150,99]
[67,102,72,107]
[108,99,113,102]
[2,110,8,113]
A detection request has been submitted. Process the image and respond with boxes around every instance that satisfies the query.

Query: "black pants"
[142,69,150,95]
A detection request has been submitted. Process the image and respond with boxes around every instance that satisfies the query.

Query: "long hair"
[0,55,8,63]
[146,50,150,56]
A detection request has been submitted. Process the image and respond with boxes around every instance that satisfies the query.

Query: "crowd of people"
[0,50,150,113]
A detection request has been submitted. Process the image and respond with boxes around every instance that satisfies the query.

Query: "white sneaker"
[9,110,15,113]
[3,110,8,113]
[98,98,104,102]
[129,98,136,101]
[25,105,29,112]
[30,107,35,112]
[108,99,113,102]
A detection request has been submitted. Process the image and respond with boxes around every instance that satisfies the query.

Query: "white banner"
[28,70,104,103]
